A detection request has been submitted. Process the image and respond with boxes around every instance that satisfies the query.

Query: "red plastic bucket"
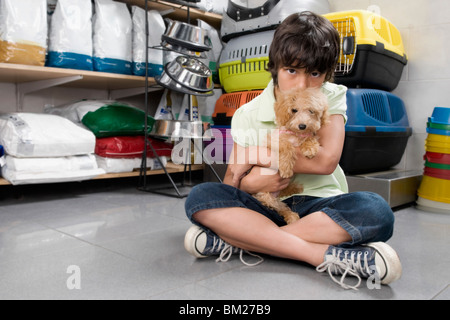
[424,166,450,180]
[424,152,450,165]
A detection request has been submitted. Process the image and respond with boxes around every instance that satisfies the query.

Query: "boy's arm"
[292,114,345,175]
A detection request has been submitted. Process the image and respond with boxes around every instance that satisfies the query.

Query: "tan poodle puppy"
[254,88,330,224]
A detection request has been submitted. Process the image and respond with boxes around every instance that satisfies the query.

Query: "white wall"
[329,0,450,171]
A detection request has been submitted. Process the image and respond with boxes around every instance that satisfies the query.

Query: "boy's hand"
[240,166,291,194]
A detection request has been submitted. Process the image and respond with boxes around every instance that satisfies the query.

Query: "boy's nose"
[296,74,309,89]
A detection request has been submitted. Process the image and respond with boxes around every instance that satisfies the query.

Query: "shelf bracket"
[16,75,83,112]
[108,84,163,100]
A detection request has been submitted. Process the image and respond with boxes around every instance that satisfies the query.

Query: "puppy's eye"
[309,109,315,115]
[292,108,298,113]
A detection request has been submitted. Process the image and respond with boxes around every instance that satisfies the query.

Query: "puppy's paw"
[302,142,320,159]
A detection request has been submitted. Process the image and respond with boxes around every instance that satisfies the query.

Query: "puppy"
[253,87,329,224]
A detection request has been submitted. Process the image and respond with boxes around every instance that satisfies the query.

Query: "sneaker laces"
[316,248,372,290]
[215,243,264,267]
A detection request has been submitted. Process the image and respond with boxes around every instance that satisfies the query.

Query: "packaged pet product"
[132,7,165,77]
[0,113,96,158]
[2,154,105,185]
[95,155,168,173]
[47,0,93,70]
[81,104,156,138]
[0,145,5,168]
[44,100,136,125]
[0,0,47,66]
[93,0,132,74]
[95,136,173,159]
[154,89,188,120]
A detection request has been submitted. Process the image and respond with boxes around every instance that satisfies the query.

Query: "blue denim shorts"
[185,182,395,247]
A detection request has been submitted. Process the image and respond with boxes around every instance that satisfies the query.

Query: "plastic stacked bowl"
[417,107,450,213]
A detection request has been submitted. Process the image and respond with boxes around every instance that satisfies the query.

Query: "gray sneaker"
[316,242,402,290]
[184,225,263,266]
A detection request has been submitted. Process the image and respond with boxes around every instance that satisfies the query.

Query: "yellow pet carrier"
[218,30,274,93]
[324,10,407,91]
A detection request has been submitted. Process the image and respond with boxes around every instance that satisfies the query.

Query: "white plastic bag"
[93,0,132,74]
[0,113,96,158]
[132,6,165,77]
[0,0,47,66]
[2,154,105,185]
[47,0,93,70]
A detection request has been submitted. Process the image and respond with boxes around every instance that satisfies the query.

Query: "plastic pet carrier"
[219,30,273,93]
[324,10,407,91]
[221,0,330,42]
[340,89,412,174]
[213,90,263,125]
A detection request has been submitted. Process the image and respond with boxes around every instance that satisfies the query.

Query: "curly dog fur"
[253,88,329,224]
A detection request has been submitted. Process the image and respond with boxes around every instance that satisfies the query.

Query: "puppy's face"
[275,88,329,134]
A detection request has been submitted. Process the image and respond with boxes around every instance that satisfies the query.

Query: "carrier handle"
[226,0,281,21]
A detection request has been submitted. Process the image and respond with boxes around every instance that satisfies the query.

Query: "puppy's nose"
[299,124,307,130]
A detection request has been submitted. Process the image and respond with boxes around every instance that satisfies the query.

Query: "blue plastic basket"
[0,145,4,157]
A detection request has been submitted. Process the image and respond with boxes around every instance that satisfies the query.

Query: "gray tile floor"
[0,178,449,300]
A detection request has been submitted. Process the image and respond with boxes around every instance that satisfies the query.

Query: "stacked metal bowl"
[156,19,214,97]
[152,19,214,139]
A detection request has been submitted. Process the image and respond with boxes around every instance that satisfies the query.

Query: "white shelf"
[0,163,204,186]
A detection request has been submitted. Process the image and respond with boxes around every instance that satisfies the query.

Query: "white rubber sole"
[184,225,208,258]
[364,242,403,285]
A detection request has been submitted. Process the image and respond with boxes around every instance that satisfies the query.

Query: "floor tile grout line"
[431,283,450,300]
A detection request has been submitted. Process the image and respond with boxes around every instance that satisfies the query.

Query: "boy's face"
[276,67,326,93]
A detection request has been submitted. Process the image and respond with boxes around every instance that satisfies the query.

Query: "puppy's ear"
[312,89,330,127]
[321,108,330,127]
[274,93,293,126]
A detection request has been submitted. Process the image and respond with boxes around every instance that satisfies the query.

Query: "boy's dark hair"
[267,11,340,85]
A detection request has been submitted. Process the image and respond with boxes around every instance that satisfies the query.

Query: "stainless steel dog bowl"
[150,119,212,139]
[166,56,213,92]
[161,41,207,59]
[155,70,214,97]
[162,19,211,52]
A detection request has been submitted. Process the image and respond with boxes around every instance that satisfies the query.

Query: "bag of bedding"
[47,0,93,70]
[81,104,156,138]
[0,113,96,158]
[2,154,105,185]
[93,0,132,74]
[132,7,165,77]
[0,0,47,66]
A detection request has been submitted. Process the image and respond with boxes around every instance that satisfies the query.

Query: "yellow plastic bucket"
[425,134,450,154]
[417,175,450,204]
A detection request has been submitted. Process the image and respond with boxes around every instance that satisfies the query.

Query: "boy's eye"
[292,108,298,113]
[287,68,296,74]
[310,71,321,78]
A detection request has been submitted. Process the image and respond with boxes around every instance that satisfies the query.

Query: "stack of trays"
[417,107,450,213]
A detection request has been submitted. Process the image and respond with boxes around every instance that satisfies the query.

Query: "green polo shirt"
[231,80,349,198]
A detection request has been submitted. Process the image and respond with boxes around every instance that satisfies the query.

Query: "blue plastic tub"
[341,89,412,174]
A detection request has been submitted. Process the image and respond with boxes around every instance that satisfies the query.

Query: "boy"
[184,11,402,290]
